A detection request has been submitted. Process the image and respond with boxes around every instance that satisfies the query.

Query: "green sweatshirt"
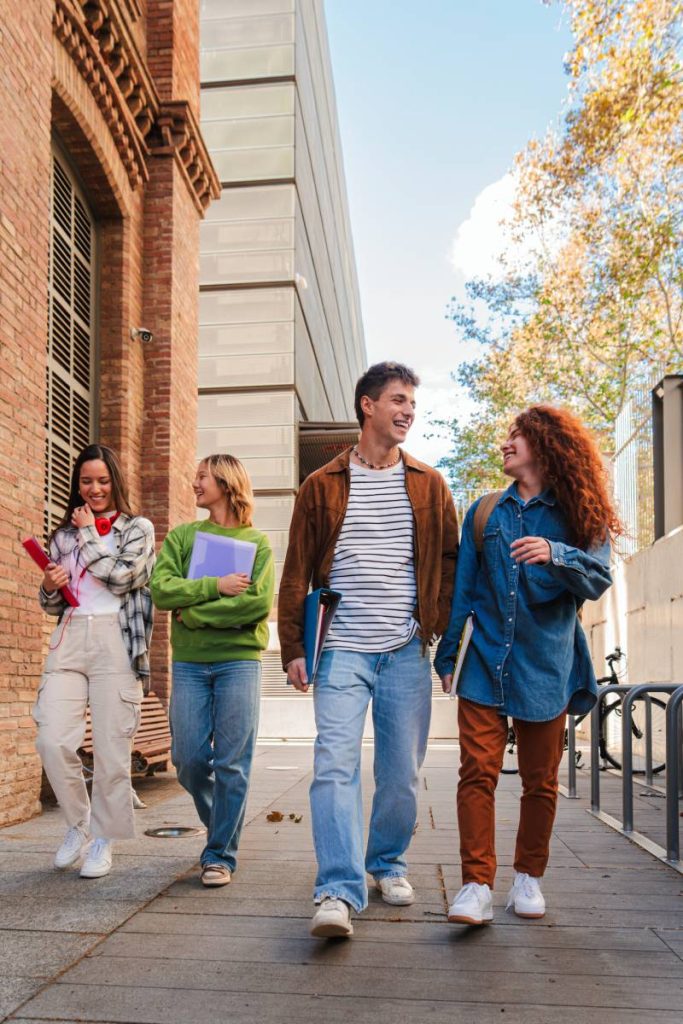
[150,521,275,663]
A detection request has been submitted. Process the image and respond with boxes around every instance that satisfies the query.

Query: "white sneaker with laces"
[447,882,494,925]
[310,897,354,938]
[506,872,546,918]
[375,875,415,906]
[54,825,90,869]
[80,838,113,879]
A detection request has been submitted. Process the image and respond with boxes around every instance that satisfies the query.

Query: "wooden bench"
[78,693,171,777]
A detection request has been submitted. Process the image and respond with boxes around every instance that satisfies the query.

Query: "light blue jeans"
[311,636,432,911]
[170,660,261,871]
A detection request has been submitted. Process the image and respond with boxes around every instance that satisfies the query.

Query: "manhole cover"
[144,826,205,839]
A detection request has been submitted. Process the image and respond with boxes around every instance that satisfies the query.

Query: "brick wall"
[0,1,54,827]
[0,1,216,825]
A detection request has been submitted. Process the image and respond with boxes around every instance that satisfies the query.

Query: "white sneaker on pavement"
[375,875,415,906]
[79,838,113,878]
[448,882,494,925]
[506,872,546,919]
[54,825,90,869]
[310,897,354,938]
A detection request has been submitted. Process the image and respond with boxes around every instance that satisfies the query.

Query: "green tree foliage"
[438,0,683,492]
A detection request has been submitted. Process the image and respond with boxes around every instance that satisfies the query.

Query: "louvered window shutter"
[45,150,95,539]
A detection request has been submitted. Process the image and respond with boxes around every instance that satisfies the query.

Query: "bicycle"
[500,647,667,775]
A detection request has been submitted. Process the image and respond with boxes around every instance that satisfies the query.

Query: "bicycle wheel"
[500,726,519,775]
[600,696,667,774]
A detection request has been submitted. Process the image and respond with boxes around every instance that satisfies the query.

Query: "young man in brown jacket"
[278,362,458,937]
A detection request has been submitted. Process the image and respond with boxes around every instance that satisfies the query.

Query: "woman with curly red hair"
[435,405,623,926]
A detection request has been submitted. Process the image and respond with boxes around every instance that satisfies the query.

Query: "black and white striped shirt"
[325,461,418,653]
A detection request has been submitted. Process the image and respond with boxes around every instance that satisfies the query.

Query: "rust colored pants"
[457,697,567,887]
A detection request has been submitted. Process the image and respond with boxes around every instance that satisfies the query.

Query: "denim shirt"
[434,484,612,721]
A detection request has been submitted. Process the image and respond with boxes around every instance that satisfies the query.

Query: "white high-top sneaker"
[447,882,494,925]
[506,872,546,919]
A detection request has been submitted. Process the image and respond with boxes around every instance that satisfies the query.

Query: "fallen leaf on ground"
[266,811,284,822]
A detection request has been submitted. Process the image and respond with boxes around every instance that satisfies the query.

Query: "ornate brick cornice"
[78,1,158,140]
[149,101,221,214]
[54,0,149,188]
[54,0,219,212]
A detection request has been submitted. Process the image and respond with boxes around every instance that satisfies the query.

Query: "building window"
[45,147,96,538]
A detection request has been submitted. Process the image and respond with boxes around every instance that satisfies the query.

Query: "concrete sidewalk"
[1,742,682,1023]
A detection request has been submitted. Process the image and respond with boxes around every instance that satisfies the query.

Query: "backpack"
[472,490,504,552]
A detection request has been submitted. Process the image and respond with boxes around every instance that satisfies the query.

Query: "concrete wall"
[582,526,683,686]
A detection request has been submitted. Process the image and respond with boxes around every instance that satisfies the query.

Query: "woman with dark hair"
[150,454,274,888]
[435,406,623,925]
[34,444,155,878]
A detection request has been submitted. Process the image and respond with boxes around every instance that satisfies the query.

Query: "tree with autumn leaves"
[438,0,683,494]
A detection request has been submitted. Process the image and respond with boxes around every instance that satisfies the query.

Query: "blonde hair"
[201,454,254,526]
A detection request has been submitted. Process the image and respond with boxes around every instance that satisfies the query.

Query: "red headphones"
[94,512,120,536]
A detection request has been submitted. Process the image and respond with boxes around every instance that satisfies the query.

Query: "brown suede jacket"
[278,447,459,669]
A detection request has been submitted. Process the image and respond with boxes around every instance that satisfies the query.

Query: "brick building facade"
[0,0,219,827]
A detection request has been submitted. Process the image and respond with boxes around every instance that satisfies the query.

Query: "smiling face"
[193,462,225,509]
[78,460,115,514]
[360,379,416,446]
[500,426,537,480]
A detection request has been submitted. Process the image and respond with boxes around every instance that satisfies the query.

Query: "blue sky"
[325,0,573,464]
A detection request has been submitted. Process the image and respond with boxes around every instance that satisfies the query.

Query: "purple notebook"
[187,531,257,580]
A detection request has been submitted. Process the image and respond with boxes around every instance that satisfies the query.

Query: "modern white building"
[198,0,367,732]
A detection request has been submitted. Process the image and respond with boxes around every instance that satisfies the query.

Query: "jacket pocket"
[31,679,48,726]
[119,684,143,738]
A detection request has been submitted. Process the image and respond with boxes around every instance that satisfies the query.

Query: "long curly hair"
[514,405,624,550]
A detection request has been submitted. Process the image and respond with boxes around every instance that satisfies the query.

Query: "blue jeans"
[311,636,432,911]
[170,660,261,871]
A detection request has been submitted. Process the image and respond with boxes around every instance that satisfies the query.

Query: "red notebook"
[22,537,80,607]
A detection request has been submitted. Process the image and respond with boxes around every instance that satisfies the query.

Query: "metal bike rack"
[665,685,683,863]
[621,683,680,832]
[589,684,630,813]
[587,682,683,874]
[558,714,579,799]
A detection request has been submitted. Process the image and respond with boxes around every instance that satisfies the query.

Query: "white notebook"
[448,614,474,700]
[187,531,257,580]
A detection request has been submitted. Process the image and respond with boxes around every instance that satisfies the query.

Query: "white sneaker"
[54,825,90,869]
[310,897,354,938]
[448,882,494,925]
[506,872,546,919]
[80,838,113,878]
[375,875,415,906]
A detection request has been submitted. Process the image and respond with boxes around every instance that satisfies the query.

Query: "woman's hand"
[42,562,69,594]
[71,504,95,529]
[217,572,251,597]
[440,672,454,695]
[510,536,552,565]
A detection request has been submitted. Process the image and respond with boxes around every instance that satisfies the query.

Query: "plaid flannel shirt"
[39,514,156,683]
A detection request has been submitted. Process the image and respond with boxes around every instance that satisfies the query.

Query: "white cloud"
[450,173,518,281]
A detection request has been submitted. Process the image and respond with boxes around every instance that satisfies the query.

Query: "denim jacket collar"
[499,482,557,509]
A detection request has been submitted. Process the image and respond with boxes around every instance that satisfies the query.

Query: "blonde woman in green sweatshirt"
[150,454,274,887]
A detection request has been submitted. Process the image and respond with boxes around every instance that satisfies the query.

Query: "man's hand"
[286,657,309,693]
[217,572,250,596]
[42,561,69,594]
[510,536,551,565]
[440,672,453,696]
[71,504,95,529]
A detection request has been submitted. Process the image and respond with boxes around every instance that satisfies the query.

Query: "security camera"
[130,327,153,344]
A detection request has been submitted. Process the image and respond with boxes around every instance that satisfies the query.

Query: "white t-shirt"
[71,527,122,616]
[324,461,418,653]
